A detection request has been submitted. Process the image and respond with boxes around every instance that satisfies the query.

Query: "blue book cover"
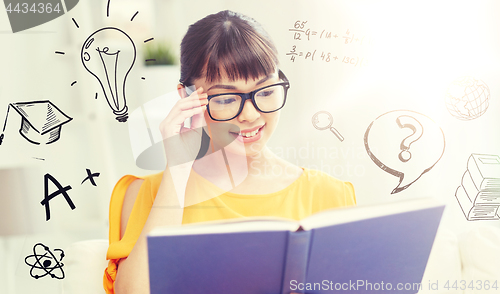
[147,198,444,294]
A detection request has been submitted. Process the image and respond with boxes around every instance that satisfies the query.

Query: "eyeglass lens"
[208,84,286,120]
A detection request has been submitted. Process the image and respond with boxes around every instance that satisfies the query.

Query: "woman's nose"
[237,99,260,123]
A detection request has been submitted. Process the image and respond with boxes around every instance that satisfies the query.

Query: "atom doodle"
[24,243,65,280]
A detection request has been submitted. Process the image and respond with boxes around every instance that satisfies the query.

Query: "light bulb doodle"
[312,111,344,142]
[81,27,136,122]
[396,115,423,162]
[25,243,65,280]
[364,110,445,194]
[56,1,154,107]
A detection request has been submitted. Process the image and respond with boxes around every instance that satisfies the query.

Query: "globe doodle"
[24,243,65,280]
[445,76,490,120]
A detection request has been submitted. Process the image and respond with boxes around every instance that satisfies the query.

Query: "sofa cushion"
[459,226,500,294]
[62,239,108,294]
[418,226,463,294]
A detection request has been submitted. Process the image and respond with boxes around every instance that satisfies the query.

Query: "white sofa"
[418,226,500,294]
[61,226,500,294]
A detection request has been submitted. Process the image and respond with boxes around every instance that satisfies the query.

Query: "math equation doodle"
[286,45,369,67]
[290,21,373,45]
[286,20,372,67]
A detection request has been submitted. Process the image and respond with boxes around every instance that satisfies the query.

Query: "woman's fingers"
[161,106,206,137]
[171,103,207,126]
[186,87,208,129]
[177,91,208,111]
[190,111,206,130]
[168,88,207,120]
[160,87,208,137]
[158,86,209,167]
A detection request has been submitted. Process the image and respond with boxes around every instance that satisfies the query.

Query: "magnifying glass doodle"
[312,111,344,142]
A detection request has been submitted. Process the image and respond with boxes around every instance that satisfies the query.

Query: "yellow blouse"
[103,168,356,293]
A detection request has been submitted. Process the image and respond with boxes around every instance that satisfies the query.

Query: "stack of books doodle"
[455,153,500,220]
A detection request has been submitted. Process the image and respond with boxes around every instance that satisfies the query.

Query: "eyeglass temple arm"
[278,69,289,83]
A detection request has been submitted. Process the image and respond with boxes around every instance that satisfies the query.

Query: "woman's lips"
[230,125,265,143]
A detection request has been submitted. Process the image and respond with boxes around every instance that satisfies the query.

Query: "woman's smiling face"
[192,71,282,157]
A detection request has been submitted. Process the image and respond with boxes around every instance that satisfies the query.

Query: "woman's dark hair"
[180,10,279,85]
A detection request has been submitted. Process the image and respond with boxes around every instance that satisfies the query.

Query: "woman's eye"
[257,90,274,97]
[214,97,237,105]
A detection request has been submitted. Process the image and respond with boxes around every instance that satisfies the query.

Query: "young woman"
[104,10,356,294]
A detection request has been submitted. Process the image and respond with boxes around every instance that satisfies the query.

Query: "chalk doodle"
[445,76,490,121]
[286,20,372,66]
[24,243,65,280]
[285,45,369,66]
[0,100,72,145]
[455,153,500,221]
[289,21,373,44]
[396,115,423,163]
[312,111,344,142]
[364,110,445,194]
[81,168,100,186]
[55,0,154,121]
[81,27,136,122]
[41,173,74,221]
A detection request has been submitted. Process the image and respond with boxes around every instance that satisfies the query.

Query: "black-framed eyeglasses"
[202,70,290,121]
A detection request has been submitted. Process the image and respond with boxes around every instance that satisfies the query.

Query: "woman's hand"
[115,87,209,294]
[159,87,208,168]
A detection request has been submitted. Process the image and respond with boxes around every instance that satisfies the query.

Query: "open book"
[147,197,444,294]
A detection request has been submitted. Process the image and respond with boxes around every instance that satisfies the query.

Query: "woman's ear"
[177,83,187,98]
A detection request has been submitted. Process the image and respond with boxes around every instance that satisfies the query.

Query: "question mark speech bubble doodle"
[364,110,445,194]
[396,115,423,162]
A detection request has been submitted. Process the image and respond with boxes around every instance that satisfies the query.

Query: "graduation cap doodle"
[0,100,72,145]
